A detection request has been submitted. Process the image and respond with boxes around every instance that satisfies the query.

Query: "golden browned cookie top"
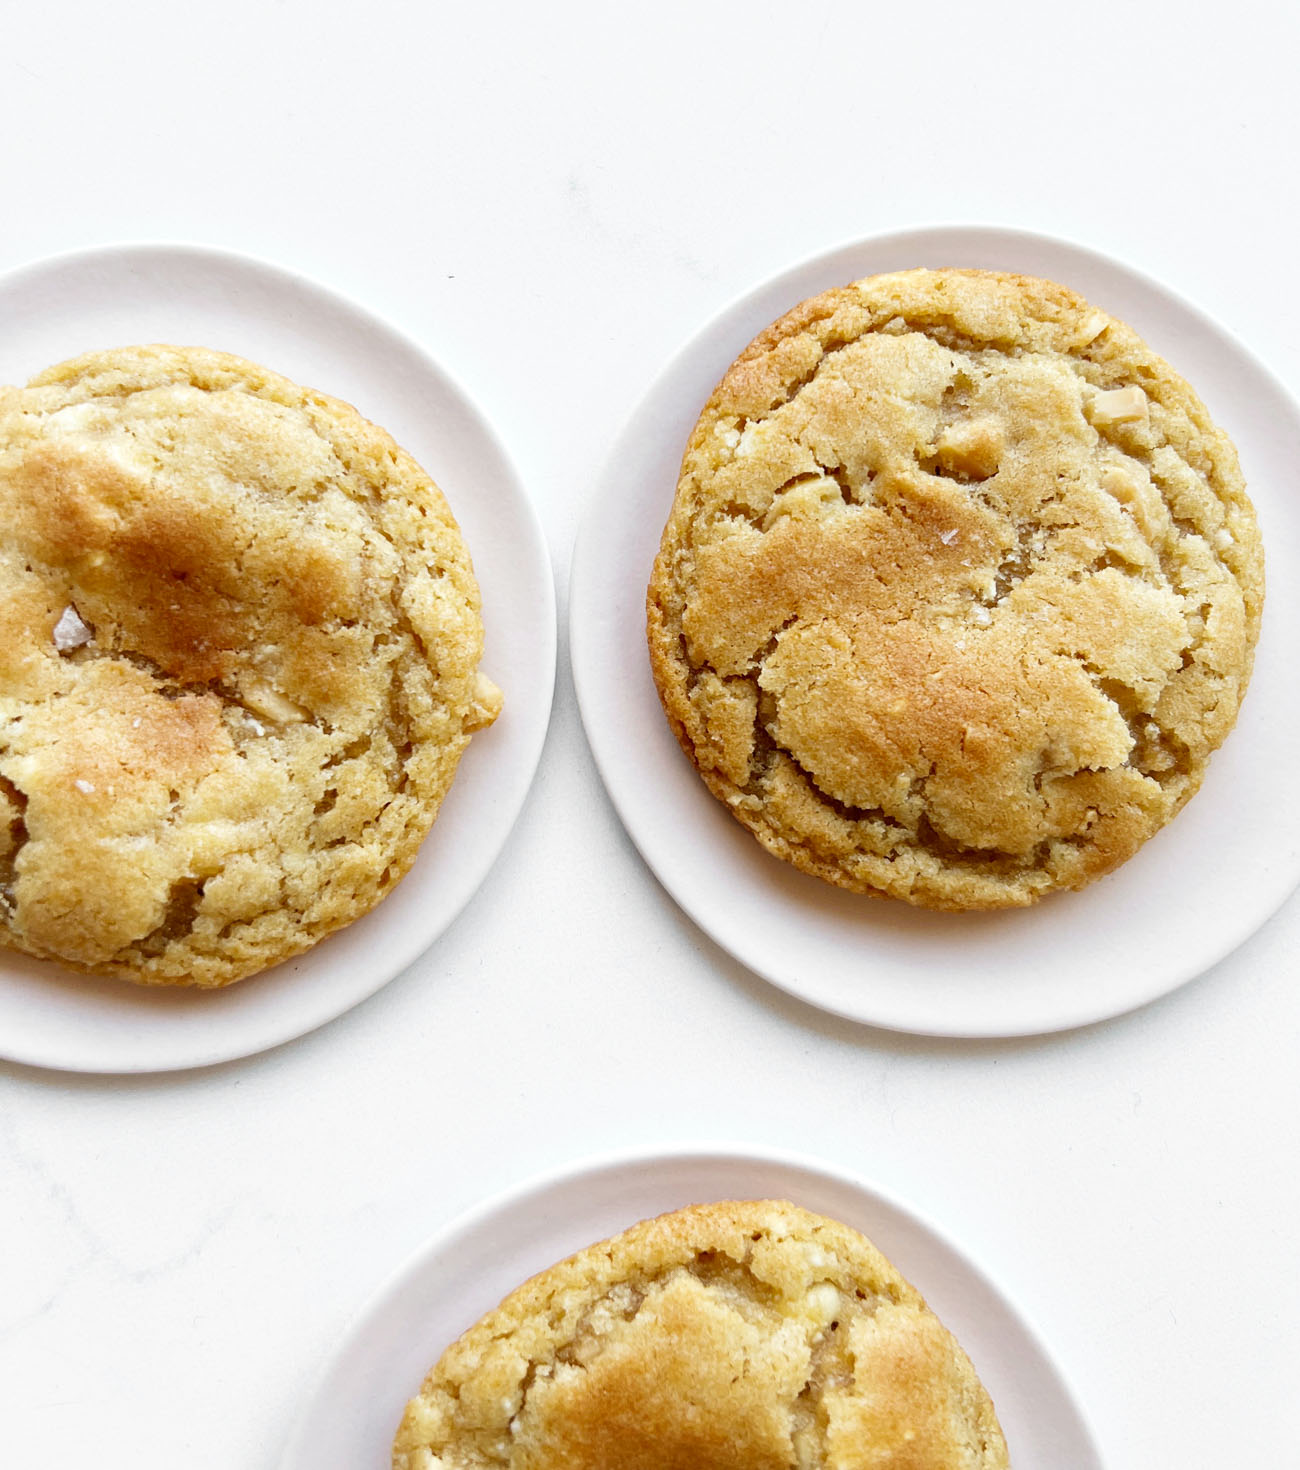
[647,269,1263,909]
[0,345,500,987]
[393,1199,1008,1470]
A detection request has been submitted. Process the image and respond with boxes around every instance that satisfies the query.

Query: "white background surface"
[1,4,1297,1468]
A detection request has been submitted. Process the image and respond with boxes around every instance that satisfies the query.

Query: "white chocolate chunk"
[240,682,308,724]
[464,672,504,732]
[1090,385,1148,427]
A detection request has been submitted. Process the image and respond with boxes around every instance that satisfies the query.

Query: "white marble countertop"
[1,4,1297,1467]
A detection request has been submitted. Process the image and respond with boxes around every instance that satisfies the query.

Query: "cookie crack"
[914,814,1051,873]
[744,707,912,837]
[732,334,870,435]
[1081,390,1244,605]
[0,774,30,916]
[65,643,320,736]
[124,876,207,958]
[684,1244,786,1311]
[988,523,1036,604]
[1084,667,1192,784]
[501,1245,794,1451]
[779,745,912,834]
[791,1320,848,1469]
[814,459,859,506]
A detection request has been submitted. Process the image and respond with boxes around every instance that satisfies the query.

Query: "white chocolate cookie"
[0,345,500,986]
[394,1200,1009,1470]
[648,270,1262,908]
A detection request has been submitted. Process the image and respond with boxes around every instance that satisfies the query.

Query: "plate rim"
[570,221,1300,1037]
[277,1140,1104,1470]
[0,239,557,1074]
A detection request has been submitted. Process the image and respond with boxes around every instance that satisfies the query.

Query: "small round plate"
[0,243,555,1073]
[279,1145,1101,1470]
[570,225,1300,1036]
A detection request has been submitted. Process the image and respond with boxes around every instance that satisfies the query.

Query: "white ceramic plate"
[0,244,555,1073]
[570,225,1300,1036]
[279,1146,1101,1470]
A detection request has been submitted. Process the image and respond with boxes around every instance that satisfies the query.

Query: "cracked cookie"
[647,269,1263,909]
[393,1199,1009,1470]
[0,345,501,987]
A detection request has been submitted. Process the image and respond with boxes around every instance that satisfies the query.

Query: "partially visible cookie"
[647,268,1263,909]
[393,1198,1009,1470]
[0,345,501,987]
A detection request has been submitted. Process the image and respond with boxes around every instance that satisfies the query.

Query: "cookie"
[393,1199,1009,1469]
[647,269,1263,909]
[0,345,501,987]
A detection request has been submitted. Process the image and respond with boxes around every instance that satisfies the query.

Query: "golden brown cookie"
[393,1199,1009,1470]
[0,345,501,987]
[647,269,1263,909]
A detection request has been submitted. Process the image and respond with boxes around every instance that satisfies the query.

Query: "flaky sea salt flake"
[53,604,94,652]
